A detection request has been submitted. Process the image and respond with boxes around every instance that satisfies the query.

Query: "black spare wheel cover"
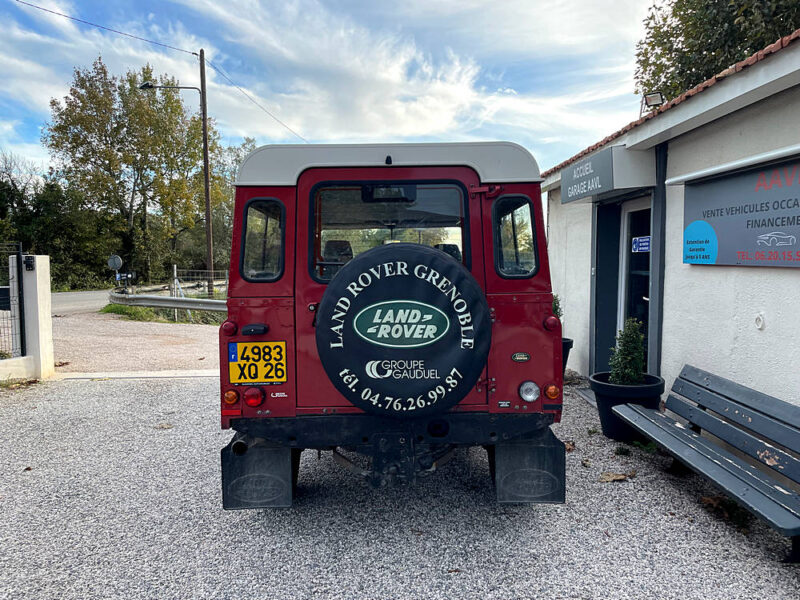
[316,243,491,418]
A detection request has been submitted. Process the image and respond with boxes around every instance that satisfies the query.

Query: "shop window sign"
[683,158,800,267]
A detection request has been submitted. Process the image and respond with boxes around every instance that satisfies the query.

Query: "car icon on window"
[756,231,797,246]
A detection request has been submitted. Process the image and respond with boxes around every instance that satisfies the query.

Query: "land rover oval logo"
[511,352,530,362]
[353,300,450,348]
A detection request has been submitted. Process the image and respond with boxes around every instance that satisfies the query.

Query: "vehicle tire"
[315,243,491,418]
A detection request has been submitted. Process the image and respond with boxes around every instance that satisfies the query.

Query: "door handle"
[308,303,319,327]
[241,323,269,336]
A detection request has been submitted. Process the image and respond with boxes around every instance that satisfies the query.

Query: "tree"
[13,181,122,289]
[635,1,800,101]
[43,56,219,281]
[175,137,255,272]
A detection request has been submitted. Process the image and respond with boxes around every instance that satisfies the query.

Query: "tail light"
[244,387,264,407]
[223,390,239,405]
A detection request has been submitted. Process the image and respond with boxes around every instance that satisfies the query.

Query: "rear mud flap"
[221,437,294,509]
[492,428,565,504]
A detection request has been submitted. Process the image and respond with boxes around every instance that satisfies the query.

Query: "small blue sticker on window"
[632,236,651,253]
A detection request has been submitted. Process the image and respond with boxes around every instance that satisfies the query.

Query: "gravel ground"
[52,312,219,373]
[1,379,798,600]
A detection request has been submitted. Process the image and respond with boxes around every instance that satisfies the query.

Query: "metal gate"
[0,242,25,359]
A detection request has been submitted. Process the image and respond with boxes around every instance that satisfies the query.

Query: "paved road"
[51,289,112,315]
[1,380,797,600]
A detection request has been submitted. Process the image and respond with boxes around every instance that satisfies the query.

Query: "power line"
[15,0,197,56]
[205,59,309,143]
[14,0,309,143]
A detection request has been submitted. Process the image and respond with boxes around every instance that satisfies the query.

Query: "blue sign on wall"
[632,236,651,253]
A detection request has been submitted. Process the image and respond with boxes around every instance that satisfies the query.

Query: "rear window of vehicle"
[493,196,537,278]
[241,199,284,281]
[311,182,467,281]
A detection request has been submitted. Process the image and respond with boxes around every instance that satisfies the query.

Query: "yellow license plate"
[228,341,287,384]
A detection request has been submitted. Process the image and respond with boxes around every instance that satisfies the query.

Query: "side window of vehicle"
[241,200,284,281]
[493,196,537,278]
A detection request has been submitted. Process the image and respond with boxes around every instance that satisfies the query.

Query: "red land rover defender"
[220,142,565,508]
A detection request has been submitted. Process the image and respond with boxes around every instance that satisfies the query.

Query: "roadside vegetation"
[100,303,225,325]
[0,378,39,392]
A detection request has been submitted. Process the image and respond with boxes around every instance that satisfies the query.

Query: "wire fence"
[111,265,228,324]
[167,267,227,323]
[174,268,228,298]
[0,242,24,359]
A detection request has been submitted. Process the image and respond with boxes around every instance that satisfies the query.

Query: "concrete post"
[7,255,54,379]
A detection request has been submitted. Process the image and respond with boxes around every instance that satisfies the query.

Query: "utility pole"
[138,50,215,297]
[200,48,214,298]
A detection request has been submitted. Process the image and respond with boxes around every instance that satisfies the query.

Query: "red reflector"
[221,409,241,416]
[244,387,264,407]
[221,321,237,336]
[544,316,560,331]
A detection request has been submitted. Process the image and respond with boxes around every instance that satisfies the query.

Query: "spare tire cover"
[315,243,491,418]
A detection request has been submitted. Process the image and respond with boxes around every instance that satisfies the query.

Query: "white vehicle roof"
[236,142,541,186]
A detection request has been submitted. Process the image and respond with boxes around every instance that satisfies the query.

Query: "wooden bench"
[613,365,800,562]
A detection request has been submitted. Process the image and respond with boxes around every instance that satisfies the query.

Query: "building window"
[241,200,284,281]
[494,196,537,278]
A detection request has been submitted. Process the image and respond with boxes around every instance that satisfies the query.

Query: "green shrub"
[608,317,645,385]
[552,294,563,319]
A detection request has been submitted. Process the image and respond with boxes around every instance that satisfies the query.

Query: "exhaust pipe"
[231,437,249,456]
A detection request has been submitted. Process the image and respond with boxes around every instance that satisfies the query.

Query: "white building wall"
[661,85,800,403]
[546,187,593,375]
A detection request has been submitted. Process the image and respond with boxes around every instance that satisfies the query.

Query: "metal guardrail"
[108,291,227,312]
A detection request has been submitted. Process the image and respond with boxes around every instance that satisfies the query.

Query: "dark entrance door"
[618,201,651,361]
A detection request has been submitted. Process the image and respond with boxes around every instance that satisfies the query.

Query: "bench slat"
[666,394,800,485]
[671,379,800,455]
[660,400,800,506]
[634,406,800,518]
[679,365,800,430]
[613,404,800,535]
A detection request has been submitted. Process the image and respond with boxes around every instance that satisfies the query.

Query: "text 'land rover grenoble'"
[219,143,566,508]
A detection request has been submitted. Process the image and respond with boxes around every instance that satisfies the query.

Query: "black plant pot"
[589,372,665,442]
[561,338,573,377]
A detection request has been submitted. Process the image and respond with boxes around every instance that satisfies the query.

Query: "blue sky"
[2,0,649,171]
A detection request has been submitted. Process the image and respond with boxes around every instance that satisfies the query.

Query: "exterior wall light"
[644,92,665,107]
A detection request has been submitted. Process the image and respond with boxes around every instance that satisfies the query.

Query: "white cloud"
[344,0,648,59]
[0,120,50,167]
[3,0,650,169]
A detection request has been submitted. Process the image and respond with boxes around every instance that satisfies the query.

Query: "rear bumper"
[221,413,565,509]
[228,412,555,449]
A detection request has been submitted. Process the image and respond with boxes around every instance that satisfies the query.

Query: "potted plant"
[553,295,572,377]
[589,318,665,441]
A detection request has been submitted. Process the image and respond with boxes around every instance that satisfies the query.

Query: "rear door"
[294,166,489,412]
[222,186,297,421]
[481,183,560,415]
